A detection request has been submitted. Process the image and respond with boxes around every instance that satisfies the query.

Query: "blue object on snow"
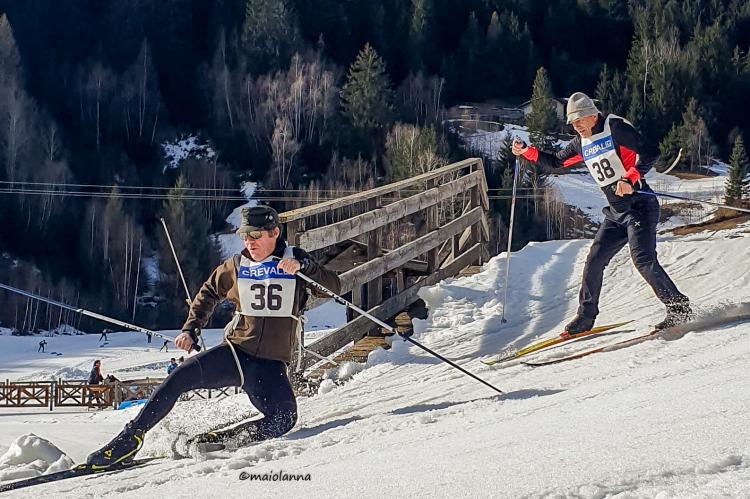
[117,399,147,410]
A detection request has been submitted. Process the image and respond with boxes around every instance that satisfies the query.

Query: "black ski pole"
[639,190,750,214]
[0,283,198,350]
[286,264,504,395]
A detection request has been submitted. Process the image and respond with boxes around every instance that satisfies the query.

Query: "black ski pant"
[577,194,688,320]
[130,343,297,442]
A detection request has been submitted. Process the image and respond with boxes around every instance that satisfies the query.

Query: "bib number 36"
[592,158,616,182]
[249,283,283,310]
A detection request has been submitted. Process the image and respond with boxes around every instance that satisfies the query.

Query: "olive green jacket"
[182,239,340,363]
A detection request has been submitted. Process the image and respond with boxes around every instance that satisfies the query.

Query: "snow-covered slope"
[1,220,748,497]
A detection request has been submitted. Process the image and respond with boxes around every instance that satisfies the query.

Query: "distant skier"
[86,206,340,469]
[146,332,152,344]
[166,358,178,375]
[159,339,169,352]
[511,92,692,336]
[38,339,47,352]
[99,330,109,342]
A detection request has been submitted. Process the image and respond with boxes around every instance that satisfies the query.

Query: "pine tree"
[679,98,713,172]
[595,64,612,114]
[0,14,27,181]
[408,0,436,71]
[523,67,559,215]
[340,44,394,152]
[158,175,222,325]
[384,124,444,180]
[242,0,298,71]
[595,64,627,117]
[526,67,559,150]
[658,98,713,172]
[725,135,749,206]
[450,12,485,100]
[0,15,21,89]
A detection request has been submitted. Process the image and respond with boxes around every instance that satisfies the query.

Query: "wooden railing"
[0,378,240,410]
[55,380,114,408]
[0,381,53,409]
[279,158,490,372]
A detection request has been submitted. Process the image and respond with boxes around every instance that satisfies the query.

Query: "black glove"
[292,248,312,272]
[182,327,201,343]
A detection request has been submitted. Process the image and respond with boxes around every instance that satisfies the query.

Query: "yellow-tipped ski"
[482,320,634,366]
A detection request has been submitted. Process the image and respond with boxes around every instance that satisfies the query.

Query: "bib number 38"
[249,283,283,310]
[591,158,616,182]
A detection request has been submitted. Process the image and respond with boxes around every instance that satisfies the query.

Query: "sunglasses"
[242,230,270,241]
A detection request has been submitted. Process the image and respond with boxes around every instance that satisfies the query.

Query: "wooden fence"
[0,378,240,410]
[280,158,490,373]
[0,381,54,409]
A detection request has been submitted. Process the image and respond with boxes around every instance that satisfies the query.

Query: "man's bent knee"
[630,249,656,268]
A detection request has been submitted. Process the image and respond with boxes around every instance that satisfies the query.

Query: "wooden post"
[286,219,304,246]
[425,179,438,273]
[366,197,382,311]
[113,381,121,409]
[396,269,406,294]
[470,185,482,264]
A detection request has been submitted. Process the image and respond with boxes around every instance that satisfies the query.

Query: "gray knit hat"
[566,92,600,124]
[236,206,279,236]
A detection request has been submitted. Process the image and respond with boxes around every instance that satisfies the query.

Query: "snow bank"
[161,135,216,172]
[0,434,74,481]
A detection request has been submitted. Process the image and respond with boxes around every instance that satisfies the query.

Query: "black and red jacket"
[521,114,658,212]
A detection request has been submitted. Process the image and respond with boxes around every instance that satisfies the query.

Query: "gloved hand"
[511,137,528,156]
[183,326,201,342]
[175,327,201,352]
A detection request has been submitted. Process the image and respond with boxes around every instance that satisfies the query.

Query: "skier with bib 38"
[86,206,340,468]
[511,92,692,338]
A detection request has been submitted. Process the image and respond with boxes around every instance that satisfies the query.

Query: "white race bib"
[580,115,628,187]
[237,247,297,317]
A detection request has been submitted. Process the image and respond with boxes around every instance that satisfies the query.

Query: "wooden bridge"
[280,158,490,383]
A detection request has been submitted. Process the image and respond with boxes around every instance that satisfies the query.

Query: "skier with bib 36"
[511,92,692,337]
[86,206,340,468]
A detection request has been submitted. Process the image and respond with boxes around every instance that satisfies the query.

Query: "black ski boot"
[86,423,145,469]
[654,301,694,330]
[190,431,227,453]
[561,315,596,339]
[190,421,259,453]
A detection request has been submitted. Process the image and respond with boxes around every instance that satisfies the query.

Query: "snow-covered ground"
[1,217,748,497]
[0,301,345,383]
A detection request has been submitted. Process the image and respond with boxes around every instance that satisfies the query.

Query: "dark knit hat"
[236,206,279,235]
